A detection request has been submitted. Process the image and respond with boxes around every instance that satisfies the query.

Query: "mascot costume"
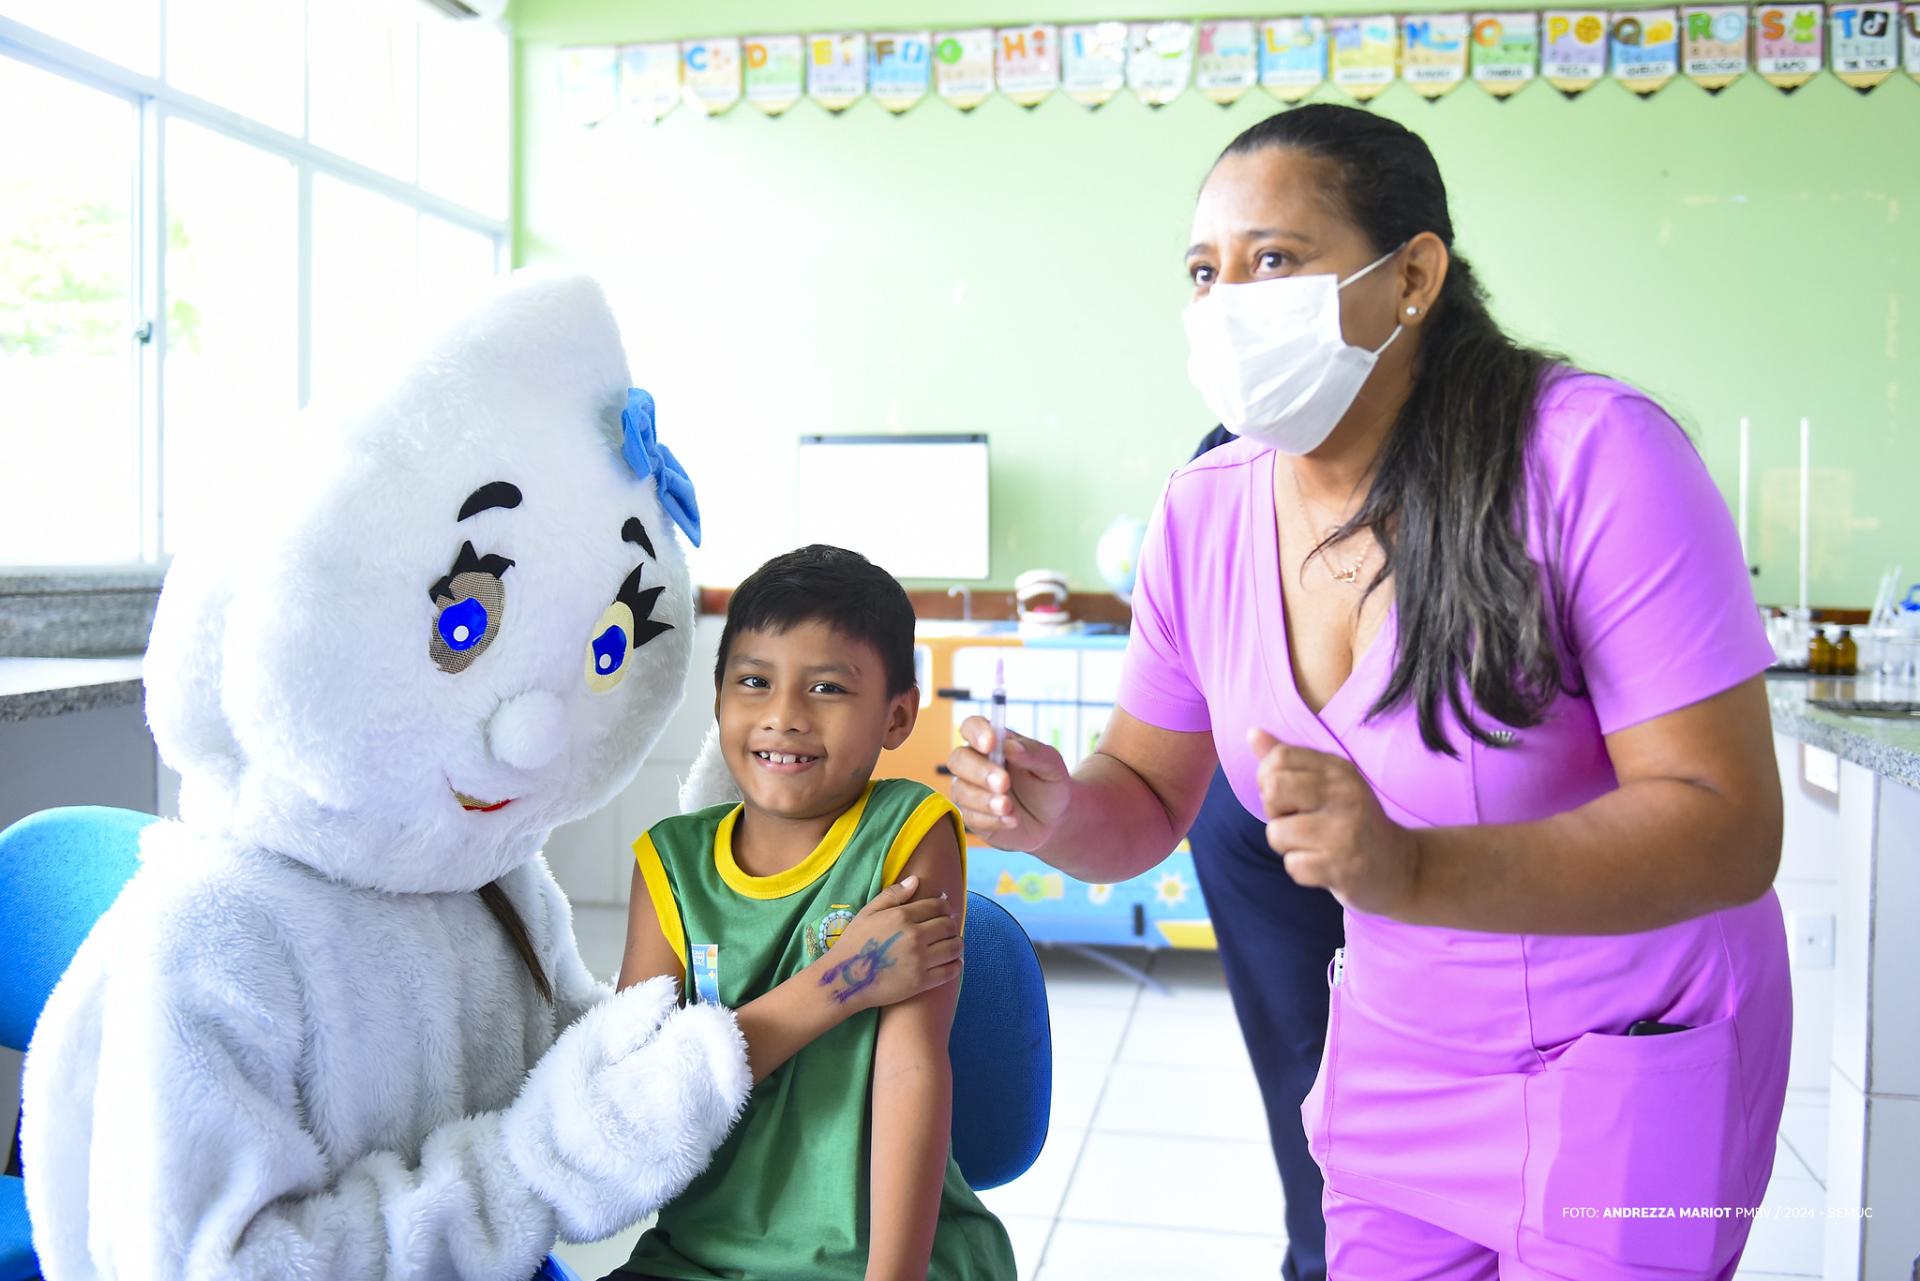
[21,273,749,1279]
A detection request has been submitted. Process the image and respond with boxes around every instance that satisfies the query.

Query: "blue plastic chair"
[947,891,1051,1190]
[1,805,155,1281]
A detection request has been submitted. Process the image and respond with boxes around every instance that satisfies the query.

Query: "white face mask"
[1183,247,1404,455]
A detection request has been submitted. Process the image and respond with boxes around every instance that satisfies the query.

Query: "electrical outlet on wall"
[1786,909,1835,969]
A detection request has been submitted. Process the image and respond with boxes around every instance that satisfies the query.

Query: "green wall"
[513,0,1919,608]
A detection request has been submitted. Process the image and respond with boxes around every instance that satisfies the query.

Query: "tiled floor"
[558,908,1830,1280]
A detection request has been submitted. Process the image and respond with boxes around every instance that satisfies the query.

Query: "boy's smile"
[718,619,918,869]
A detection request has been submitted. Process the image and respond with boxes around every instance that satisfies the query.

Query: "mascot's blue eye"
[592,624,628,676]
[439,597,489,652]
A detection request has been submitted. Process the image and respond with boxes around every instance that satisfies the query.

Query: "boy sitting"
[611,544,1017,1281]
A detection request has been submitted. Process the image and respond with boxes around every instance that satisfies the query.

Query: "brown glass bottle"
[1835,628,1858,677]
[1810,629,1835,675]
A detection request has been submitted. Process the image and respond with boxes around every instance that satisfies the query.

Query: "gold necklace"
[1289,462,1368,586]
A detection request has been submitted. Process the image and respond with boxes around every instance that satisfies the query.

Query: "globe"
[1096,514,1147,605]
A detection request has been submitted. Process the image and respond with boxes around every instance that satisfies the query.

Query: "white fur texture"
[23,273,750,1281]
[677,723,743,814]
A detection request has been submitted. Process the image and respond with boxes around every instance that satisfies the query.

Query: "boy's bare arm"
[866,819,967,1281]
[620,865,960,1086]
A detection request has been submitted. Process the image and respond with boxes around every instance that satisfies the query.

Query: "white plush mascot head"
[145,272,697,892]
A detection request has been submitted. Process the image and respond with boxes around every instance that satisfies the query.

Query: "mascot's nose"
[488,689,568,771]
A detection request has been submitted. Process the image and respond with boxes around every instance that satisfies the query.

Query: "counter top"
[0,656,145,723]
[1767,673,1920,791]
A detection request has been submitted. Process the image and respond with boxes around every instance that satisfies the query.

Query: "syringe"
[989,657,1007,768]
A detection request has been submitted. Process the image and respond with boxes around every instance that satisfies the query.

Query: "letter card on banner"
[1062,22,1127,106]
[744,35,804,115]
[1612,8,1680,93]
[1260,17,1329,100]
[808,32,867,112]
[1471,12,1539,95]
[1196,19,1259,103]
[998,25,1059,107]
[1756,3,1825,90]
[1682,6,1749,89]
[1543,10,1609,94]
[934,29,995,109]
[1401,12,1470,97]
[681,38,741,115]
[870,31,932,112]
[1330,15,1398,100]
[1830,2,1899,88]
[618,42,680,121]
[1128,20,1196,105]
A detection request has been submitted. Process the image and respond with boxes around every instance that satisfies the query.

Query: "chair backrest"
[0,806,154,1051]
[946,891,1051,1190]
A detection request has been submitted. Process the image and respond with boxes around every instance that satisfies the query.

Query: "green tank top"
[623,777,1015,1281]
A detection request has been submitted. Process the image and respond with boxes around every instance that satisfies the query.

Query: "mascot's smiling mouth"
[452,788,515,813]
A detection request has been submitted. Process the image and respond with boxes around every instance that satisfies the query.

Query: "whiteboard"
[795,435,989,580]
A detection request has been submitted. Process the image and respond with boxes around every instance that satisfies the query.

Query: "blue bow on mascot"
[22,273,745,1280]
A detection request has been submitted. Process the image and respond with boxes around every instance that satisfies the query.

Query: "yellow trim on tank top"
[632,831,688,973]
[882,793,970,925]
[715,780,877,899]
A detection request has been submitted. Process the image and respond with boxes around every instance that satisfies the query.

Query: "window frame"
[0,3,510,568]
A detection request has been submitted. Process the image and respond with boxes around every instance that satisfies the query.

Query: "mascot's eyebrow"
[429,540,516,603]
[457,481,523,522]
[621,517,656,559]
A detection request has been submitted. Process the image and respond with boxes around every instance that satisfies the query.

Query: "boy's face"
[716,619,919,823]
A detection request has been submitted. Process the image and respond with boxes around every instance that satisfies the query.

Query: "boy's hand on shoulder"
[814,874,961,1012]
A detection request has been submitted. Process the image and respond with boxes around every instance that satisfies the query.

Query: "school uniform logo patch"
[805,905,857,961]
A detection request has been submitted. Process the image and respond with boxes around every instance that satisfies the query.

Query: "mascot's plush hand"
[22,274,747,1281]
[505,977,747,1243]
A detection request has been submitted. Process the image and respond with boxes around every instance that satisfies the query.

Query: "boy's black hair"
[716,544,917,697]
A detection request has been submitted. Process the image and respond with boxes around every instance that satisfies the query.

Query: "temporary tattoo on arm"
[818,931,901,1005]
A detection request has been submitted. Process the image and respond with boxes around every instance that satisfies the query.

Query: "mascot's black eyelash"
[616,562,674,648]
[428,541,516,603]
[621,517,656,560]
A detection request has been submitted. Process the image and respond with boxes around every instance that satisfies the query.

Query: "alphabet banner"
[1682,6,1749,90]
[1401,11,1471,97]
[1062,22,1127,106]
[681,37,742,115]
[869,31,932,112]
[1543,10,1609,94]
[1259,16,1328,101]
[1611,7,1680,93]
[1756,3,1825,91]
[1330,14,1399,100]
[1830,2,1899,89]
[933,28,994,110]
[1471,12,1540,95]
[997,24,1059,107]
[1195,19,1259,103]
[1127,20,1196,105]
[744,34,804,115]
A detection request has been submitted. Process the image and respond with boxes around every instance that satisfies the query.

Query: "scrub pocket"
[1519,1015,1750,1274]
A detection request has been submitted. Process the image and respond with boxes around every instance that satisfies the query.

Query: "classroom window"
[0,0,508,567]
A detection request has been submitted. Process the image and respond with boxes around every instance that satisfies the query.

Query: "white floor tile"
[1050,1000,1134,1065]
[1038,1220,1288,1281]
[1773,1135,1816,1184]
[1738,1174,1825,1279]
[1059,1131,1285,1235]
[1049,1053,1111,1133]
[1777,1101,1829,1185]
[1001,1213,1055,1280]
[979,1126,1087,1222]
[1116,1001,1257,1072]
[569,903,630,986]
[1037,947,1150,1008]
[1092,1060,1268,1143]
[1139,949,1238,1013]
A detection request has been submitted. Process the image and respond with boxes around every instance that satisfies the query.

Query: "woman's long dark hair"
[1220,104,1570,755]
